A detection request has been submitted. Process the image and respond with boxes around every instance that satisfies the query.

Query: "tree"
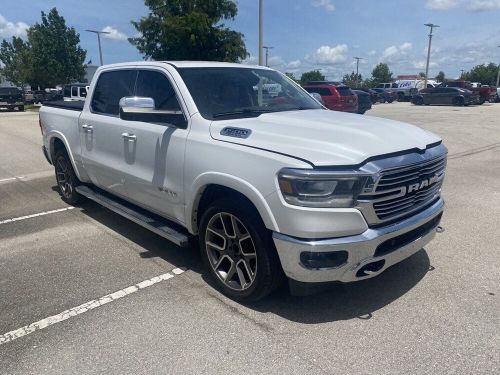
[300,70,325,84]
[371,63,392,84]
[284,72,298,82]
[130,0,248,62]
[435,71,445,82]
[342,71,362,87]
[462,63,499,85]
[0,37,32,86]
[418,72,426,78]
[0,8,86,88]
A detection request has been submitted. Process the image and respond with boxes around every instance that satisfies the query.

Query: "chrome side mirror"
[119,96,187,128]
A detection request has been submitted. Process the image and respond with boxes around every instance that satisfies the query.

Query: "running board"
[75,185,190,247]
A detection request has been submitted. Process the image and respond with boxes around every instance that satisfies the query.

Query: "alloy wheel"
[56,157,73,199]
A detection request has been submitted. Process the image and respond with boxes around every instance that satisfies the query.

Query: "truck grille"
[359,155,446,224]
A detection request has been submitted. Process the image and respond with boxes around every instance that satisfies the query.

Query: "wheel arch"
[48,132,83,180]
[186,173,279,235]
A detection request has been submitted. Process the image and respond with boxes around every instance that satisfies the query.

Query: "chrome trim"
[273,198,444,283]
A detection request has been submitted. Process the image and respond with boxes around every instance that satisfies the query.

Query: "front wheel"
[199,198,283,301]
[54,150,82,205]
[453,96,464,106]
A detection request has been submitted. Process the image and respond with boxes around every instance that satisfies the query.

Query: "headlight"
[278,168,373,208]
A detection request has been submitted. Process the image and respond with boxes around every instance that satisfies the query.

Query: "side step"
[75,185,190,247]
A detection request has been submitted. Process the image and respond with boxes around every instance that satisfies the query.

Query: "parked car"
[440,81,494,104]
[412,87,477,106]
[496,87,500,103]
[63,83,89,101]
[354,88,379,104]
[40,61,447,301]
[0,87,25,111]
[24,90,34,104]
[376,80,438,101]
[303,82,358,113]
[372,88,397,103]
[352,89,372,114]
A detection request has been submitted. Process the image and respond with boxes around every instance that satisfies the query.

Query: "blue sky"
[1,0,500,80]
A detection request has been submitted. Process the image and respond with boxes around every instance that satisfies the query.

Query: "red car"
[303,82,358,113]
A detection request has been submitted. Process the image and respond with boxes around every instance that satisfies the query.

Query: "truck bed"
[43,100,84,111]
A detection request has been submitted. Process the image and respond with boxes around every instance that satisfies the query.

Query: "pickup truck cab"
[40,61,446,301]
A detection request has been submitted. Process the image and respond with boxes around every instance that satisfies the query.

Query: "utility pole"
[258,0,263,66]
[460,69,465,79]
[353,57,363,87]
[496,45,500,88]
[85,29,110,66]
[424,23,439,89]
[263,46,274,67]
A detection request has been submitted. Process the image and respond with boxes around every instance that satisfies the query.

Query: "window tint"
[134,70,181,111]
[80,87,87,98]
[64,86,71,97]
[71,86,78,96]
[91,70,136,115]
[336,87,353,96]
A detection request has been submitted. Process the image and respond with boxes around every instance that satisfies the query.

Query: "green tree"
[284,72,298,82]
[418,72,426,78]
[435,71,446,82]
[462,63,499,85]
[130,0,248,62]
[371,63,393,85]
[0,37,32,86]
[342,71,362,87]
[300,70,325,84]
[0,8,86,88]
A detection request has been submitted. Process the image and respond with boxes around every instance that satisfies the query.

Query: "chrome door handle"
[82,124,93,133]
[121,132,137,142]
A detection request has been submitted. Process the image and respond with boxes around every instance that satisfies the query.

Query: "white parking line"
[0,207,74,225]
[0,268,186,345]
[0,177,20,183]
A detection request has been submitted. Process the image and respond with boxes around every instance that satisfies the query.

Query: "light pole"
[353,57,363,87]
[263,46,274,67]
[85,29,110,66]
[424,23,439,89]
[460,69,465,79]
[496,45,500,88]
[258,0,263,66]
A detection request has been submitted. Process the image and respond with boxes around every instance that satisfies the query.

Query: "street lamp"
[85,29,110,66]
[424,23,439,89]
[263,46,274,67]
[258,0,263,66]
[353,57,363,87]
[496,45,500,88]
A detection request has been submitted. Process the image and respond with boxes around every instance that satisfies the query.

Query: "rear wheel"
[18,105,25,112]
[54,149,82,205]
[413,96,424,105]
[453,96,464,106]
[199,198,283,301]
[398,92,405,102]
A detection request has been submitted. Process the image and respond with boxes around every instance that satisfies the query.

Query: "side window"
[63,86,71,97]
[80,87,87,98]
[134,70,182,111]
[319,88,332,96]
[71,86,78,96]
[91,70,136,115]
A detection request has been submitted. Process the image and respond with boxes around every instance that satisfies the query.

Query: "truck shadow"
[77,199,431,323]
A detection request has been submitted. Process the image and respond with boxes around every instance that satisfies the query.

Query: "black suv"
[0,87,25,111]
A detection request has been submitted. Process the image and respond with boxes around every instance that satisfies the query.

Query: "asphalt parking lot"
[0,103,498,374]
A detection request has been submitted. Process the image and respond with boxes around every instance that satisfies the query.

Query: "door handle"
[121,132,137,142]
[82,124,93,133]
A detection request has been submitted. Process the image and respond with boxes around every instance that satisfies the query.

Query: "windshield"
[177,67,322,120]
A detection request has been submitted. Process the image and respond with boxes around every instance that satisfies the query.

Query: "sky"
[1,0,500,80]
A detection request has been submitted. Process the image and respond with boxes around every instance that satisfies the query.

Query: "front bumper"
[273,198,444,283]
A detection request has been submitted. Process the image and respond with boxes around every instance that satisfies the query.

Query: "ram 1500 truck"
[40,62,447,301]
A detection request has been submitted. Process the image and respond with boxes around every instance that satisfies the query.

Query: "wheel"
[199,198,283,301]
[358,110,366,115]
[387,99,394,103]
[479,98,485,105]
[413,96,424,105]
[54,149,82,205]
[453,96,464,106]
[398,92,405,102]
[18,106,25,112]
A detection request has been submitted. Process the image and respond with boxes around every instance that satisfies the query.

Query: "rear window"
[336,87,354,96]
[304,87,332,96]
[0,88,20,95]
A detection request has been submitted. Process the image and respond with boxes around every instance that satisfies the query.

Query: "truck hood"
[209,109,441,166]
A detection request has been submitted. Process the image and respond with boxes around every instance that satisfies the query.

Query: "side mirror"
[119,96,187,128]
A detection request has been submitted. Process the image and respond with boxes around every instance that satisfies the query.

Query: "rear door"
[79,68,136,198]
[121,67,189,223]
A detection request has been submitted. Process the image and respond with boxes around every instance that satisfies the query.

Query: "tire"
[387,99,394,103]
[54,149,82,205]
[199,198,283,302]
[479,98,485,105]
[413,96,424,106]
[398,92,405,102]
[453,96,464,106]
[18,106,25,112]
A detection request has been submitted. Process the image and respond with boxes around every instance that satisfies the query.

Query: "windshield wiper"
[212,108,275,118]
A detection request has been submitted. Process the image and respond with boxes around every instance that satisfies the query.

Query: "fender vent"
[220,127,252,139]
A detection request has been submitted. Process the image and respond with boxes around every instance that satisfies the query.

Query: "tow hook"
[436,226,445,233]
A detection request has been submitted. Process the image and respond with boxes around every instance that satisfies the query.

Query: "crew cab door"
[79,69,136,198]
[120,67,189,223]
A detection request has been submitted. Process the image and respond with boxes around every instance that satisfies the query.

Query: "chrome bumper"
[273,198,444,283]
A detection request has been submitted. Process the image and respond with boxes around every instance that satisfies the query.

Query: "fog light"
[300,251,348,269]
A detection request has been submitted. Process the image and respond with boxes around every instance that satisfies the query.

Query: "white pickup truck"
[40,61,447,301]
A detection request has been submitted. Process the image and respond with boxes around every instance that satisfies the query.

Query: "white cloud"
[0,14,29,38]
[102,26,127,41]
[287,60,302,69]
[425,0,500,11]
[367,50,377,56]
[381,42,412,62]
[382,46,399,60]
[312,0,336,12]
[313,44,348,64]
[400,42,412,52]
[412,60,438,69]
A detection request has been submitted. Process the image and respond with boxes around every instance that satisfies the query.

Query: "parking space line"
[0,207,75,225]
[0,177,20,183]
[0,268,186,345]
